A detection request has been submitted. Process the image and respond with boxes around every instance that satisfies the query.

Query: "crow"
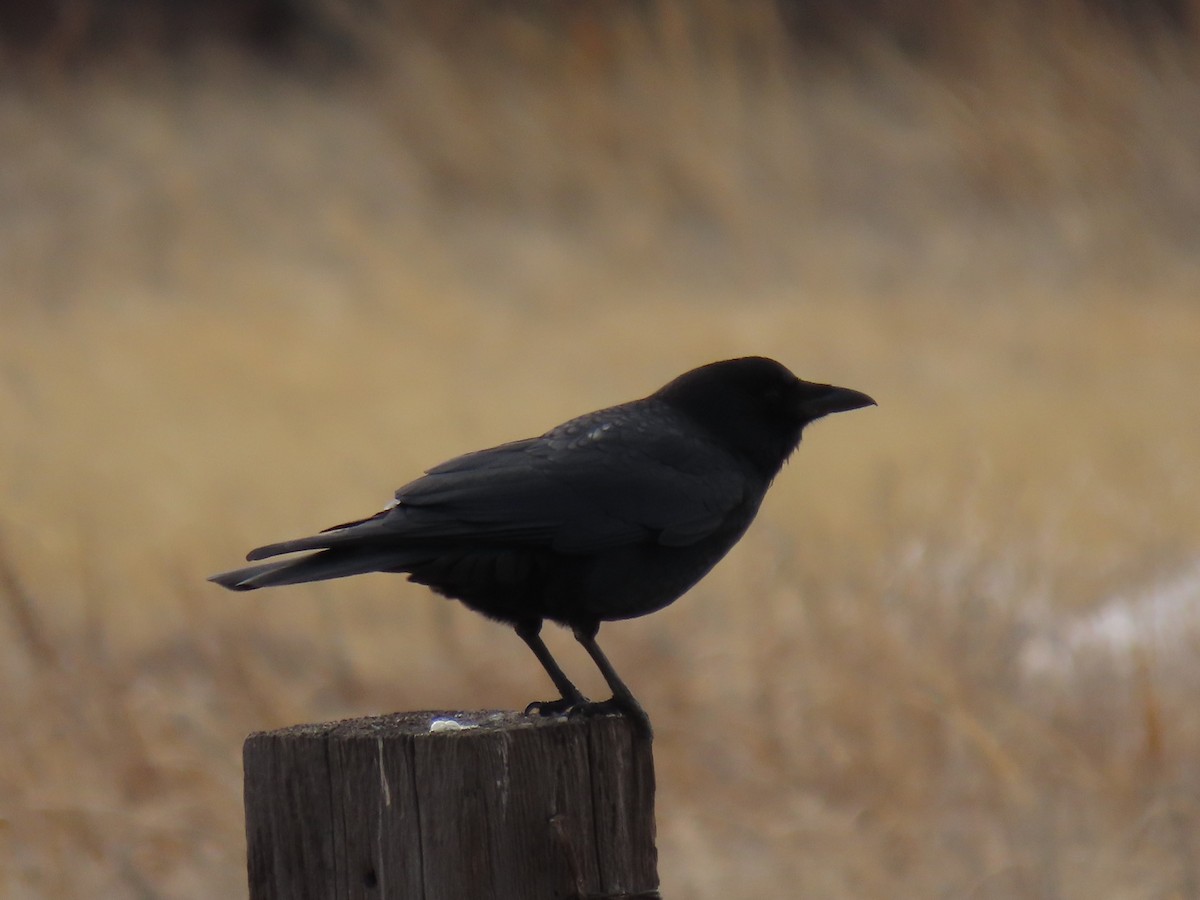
[210,357,874,736]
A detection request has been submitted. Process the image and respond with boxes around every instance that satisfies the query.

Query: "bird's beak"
[797,383,877,420]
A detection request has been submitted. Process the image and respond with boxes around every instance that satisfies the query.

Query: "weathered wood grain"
[244,710,658,900]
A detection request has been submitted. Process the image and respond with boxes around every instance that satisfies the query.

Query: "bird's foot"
[590,696,657,739]
[570,697,654,740]
[524,697,586,718]
[525,696,653,739]
[565,697,622,717]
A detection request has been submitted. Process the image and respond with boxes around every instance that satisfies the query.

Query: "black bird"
[210,357,874,735]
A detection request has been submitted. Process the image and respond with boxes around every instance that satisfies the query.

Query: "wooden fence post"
[243,710,659,900]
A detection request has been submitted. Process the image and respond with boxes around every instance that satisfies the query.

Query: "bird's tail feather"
[209,545,412,591]
[245,515,389,561]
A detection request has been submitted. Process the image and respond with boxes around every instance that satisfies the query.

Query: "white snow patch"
[1020,559,1200,680]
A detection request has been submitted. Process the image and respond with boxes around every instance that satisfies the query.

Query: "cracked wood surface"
[243,710,658,900]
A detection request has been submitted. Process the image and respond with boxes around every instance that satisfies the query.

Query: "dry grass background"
[3,1,1200,897]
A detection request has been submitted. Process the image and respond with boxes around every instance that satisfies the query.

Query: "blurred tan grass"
[3,2,1200,897]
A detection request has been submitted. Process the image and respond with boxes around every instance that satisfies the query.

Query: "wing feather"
[392,403,749,552]
[244,401,753,562]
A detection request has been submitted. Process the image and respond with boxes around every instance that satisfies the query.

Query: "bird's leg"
[515,619,589,717]
[572,623,653,739]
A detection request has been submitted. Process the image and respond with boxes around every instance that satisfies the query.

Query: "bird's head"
[655,357,876,479]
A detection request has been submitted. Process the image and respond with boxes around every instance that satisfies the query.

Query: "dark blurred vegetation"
[2,0,1197,66]
[6,0,1197,304]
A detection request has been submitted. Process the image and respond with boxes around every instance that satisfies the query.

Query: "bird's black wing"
[245,400,752,561]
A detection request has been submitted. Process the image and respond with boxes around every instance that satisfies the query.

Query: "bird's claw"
[591,697,654,740]
[524,697,583,718]
[567,698,623,718]
[523,698,620,719]
[525,697,653,739]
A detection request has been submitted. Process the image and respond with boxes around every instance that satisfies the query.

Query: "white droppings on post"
[430,717,475,733]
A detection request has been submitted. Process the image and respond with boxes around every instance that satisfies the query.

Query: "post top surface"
[246,709,636,742]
